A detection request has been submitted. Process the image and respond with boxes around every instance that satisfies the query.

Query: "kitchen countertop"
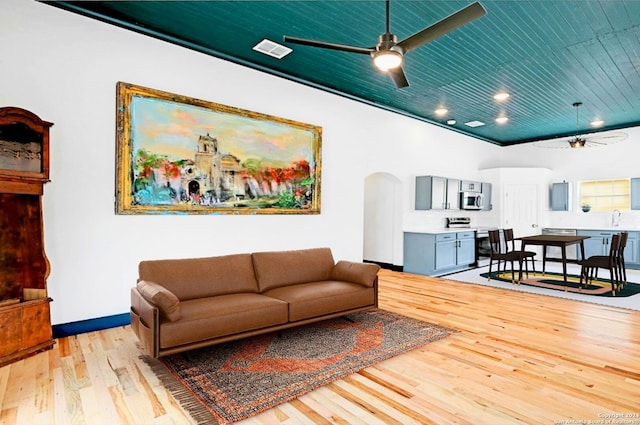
[575,227,640,231]
[404,226,640,234]
[403,227,481,234]
[546,227,640,231]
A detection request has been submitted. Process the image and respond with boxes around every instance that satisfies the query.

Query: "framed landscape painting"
[115,82,322,215]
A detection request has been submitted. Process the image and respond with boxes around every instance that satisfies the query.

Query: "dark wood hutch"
[0,107,54,367]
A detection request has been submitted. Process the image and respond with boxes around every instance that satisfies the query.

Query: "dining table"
[516,234,590,287]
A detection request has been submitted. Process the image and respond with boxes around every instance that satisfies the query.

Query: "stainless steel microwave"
[460,191,484,210]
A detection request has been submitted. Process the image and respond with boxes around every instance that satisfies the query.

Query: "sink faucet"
[612,209,621,227]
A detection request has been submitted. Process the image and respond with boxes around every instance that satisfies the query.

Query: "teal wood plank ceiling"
[46,1,640,146]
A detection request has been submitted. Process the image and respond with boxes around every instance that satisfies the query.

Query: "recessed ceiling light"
[464,120,485,128]
[495,116,509,124]
[447,119,457,125]
[493,92,510,102]
[435,108,448,116]
[591,119,604,127]
[253,39,292,59]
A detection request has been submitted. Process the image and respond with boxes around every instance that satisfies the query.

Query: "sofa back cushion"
[252,247,335,292]
[138,253,259,300]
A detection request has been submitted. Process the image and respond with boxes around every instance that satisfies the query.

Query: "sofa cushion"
[330,261,380,287]
[159,293,288,348]
[136,280,181,322]
[252,247,335,292]
[138,253,259,300]
[263,280,375,321]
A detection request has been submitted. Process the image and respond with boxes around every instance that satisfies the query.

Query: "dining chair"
[503,228,536,278]
[617,231,628,291]
[579,232,622,295]
[488,229,521,284]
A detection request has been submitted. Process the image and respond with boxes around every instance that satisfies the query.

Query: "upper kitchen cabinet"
[416,176,460,210]
[631,178,640,210]
[550,182,570,211]
[460,181,481,192]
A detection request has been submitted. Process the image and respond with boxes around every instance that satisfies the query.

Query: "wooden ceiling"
[46,1,640,146]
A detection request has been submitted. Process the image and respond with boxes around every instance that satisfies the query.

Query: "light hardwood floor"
[2,269,639,424]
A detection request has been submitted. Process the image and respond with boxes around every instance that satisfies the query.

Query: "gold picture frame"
[115,82,322,215]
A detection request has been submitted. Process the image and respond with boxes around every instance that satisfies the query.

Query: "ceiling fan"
[283,0,487,88]
[533,102,628,149]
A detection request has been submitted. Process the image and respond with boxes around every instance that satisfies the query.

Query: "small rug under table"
[480,270,640,297]
[144,308,454,424]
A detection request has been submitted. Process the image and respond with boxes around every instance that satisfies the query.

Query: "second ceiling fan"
[283,0,487,88]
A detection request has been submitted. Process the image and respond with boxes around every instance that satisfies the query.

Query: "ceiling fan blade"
[283,36,374,54]
[587,131,628,143]
[388,66,409,88]
[397,2,487,54]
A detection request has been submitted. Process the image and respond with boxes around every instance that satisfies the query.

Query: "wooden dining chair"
[617,231,628,291]
[488,229,521,284]
[579,232,622,295]
[503,228,536,278]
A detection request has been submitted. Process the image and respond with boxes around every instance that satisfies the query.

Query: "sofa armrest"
[330,261,381,287]
[136,280,181,322]
[131,288,160,357]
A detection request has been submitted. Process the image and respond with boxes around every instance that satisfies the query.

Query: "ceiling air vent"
[253,39,292,59]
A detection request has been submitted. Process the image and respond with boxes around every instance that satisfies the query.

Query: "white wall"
[4,0,638,325]
[3,0,501,324]
[500,129,640,230]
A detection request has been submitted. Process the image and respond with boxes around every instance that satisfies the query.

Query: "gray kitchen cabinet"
[447,178,461,209]
[415,176,460,210]
[403,231,475,276]
[577,230,638,268]
[481,182,492,211]
[631,178,640,210]
[460,180,482,192]
[579,230,610,259]
[630,232,640,268]
[550,182,569,211]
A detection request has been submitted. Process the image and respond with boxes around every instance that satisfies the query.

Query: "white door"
[364,173,402,265]
[504,183,539,238]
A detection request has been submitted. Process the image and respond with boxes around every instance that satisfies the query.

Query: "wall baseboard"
[52,312,131,338]
[364,260,403,272]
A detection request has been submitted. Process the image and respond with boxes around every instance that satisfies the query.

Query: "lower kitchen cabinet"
[404,231,476,276]
[576,229,638,269]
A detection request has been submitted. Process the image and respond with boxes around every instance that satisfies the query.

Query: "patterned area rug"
[144,309,454,424]
[480,270,640,297]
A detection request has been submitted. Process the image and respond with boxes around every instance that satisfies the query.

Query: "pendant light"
[569,102,586,148]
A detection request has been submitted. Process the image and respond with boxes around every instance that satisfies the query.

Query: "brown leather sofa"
[130,247,380,358]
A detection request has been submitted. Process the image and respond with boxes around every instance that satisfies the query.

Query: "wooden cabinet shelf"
[0,107,54,367]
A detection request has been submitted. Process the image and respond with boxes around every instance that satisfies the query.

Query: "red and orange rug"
[144,309,453,424]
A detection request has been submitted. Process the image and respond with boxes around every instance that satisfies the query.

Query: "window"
[580,179,630,212]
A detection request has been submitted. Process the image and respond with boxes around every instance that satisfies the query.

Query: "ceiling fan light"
[435,108,448,116]
[373,50,403,71]
[569,138,586,148]
[493,92,510,102]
